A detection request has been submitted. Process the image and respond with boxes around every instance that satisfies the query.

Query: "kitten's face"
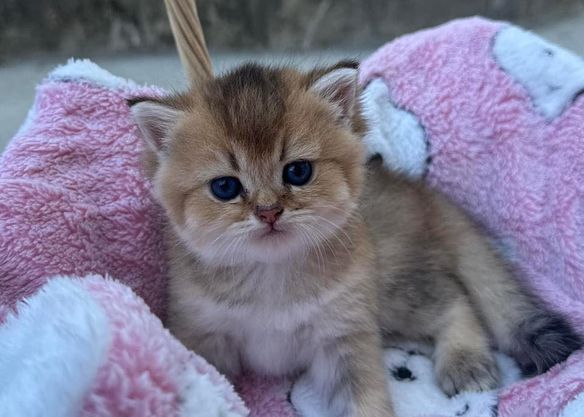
[131,63,365,265]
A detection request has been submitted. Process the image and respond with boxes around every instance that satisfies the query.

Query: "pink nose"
[255,205,283,225]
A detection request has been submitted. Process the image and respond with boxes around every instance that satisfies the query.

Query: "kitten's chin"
[244,227,307,264]
[190,227,307,266]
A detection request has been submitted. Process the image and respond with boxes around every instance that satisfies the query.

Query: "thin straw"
[164,0,213,83]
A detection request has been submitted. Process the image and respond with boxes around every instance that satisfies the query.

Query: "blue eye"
[283,160,312,186]
[210,177,242,201]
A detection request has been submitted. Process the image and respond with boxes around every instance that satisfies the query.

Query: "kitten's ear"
[309,68,359,125]
[129,99,182,153]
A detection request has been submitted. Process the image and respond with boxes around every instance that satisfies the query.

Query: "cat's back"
[361,158,480,274]
[361,159,438,242]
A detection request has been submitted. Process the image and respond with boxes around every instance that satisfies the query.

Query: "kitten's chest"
[193,263,343,375]
[201,295,321,375]
[196,259,334,373]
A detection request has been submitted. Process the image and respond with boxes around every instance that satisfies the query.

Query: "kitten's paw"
[436,350,500,396]
[290,377,332,417]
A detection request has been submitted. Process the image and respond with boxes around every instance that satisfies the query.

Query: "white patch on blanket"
[560,391,584,417]
[0,277,112,417]
[292,343,522,417]
[493,25,584,120]
[49,58,140,90]
[361,78,428,178]
[386,344,520,417]
[178,358,249,417]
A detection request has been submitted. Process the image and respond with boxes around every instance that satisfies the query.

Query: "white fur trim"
[178,363,249,417]
[0,277,111,417]
[560,391,584,417]
[494,25,584,120]
[49,58,140,90]
[361,78,428,178]
[12,59,142,146]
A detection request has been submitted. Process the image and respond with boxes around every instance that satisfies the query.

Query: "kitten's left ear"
[310,68,359,125]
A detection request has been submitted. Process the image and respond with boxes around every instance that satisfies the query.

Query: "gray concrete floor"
[1,13,583,150]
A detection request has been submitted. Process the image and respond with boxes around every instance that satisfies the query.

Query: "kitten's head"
[130,61,366,265]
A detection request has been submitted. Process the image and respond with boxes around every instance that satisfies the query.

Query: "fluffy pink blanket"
[359,17,584,416]
[1,17,583,417]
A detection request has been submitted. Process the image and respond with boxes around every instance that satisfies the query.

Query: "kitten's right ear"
[309,67,359,127]
[128,99,182,153]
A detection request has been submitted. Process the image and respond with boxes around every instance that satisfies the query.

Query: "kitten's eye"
[210,177,242,201]
[283,160,313,186]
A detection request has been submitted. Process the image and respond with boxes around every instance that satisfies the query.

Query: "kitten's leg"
[173,330,241,379]
[195,333,241,378]
[291,331,393,417]
[167,303,241,378]
[455,229,583,375]
[434,297,499,396]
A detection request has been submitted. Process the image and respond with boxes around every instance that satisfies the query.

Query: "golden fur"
[130,62,581,417]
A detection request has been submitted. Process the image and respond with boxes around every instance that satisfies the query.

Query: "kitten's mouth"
[261,226,284,236]
[255,224,288,240]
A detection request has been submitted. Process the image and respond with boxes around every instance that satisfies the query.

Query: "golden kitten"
[129,61,581,417]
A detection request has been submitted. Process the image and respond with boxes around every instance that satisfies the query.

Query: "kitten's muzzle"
[255,204,284,225]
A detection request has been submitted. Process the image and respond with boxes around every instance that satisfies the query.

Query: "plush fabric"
[0,61,246,417]
[0,275,247,417]
[1,15,584,417]
[360,17,584,417]
[0,63,167,320]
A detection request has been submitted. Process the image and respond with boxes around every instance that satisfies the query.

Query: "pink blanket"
[1,17,583,417]
[0,61,247,417]
[0,68,167,319]
[360,17,584,416]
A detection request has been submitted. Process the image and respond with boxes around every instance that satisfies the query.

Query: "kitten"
[129,61,582,417]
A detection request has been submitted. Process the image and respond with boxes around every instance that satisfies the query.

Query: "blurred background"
[1,0,584,147]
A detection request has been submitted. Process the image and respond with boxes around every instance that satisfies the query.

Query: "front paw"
[290,376,332,417]
[436,350,500,396]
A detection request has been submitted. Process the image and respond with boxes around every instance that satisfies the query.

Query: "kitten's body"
[130,62,581,417]
[167,216,374,377]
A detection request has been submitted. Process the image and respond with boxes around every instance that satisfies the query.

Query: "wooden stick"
[164,0,213,83]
